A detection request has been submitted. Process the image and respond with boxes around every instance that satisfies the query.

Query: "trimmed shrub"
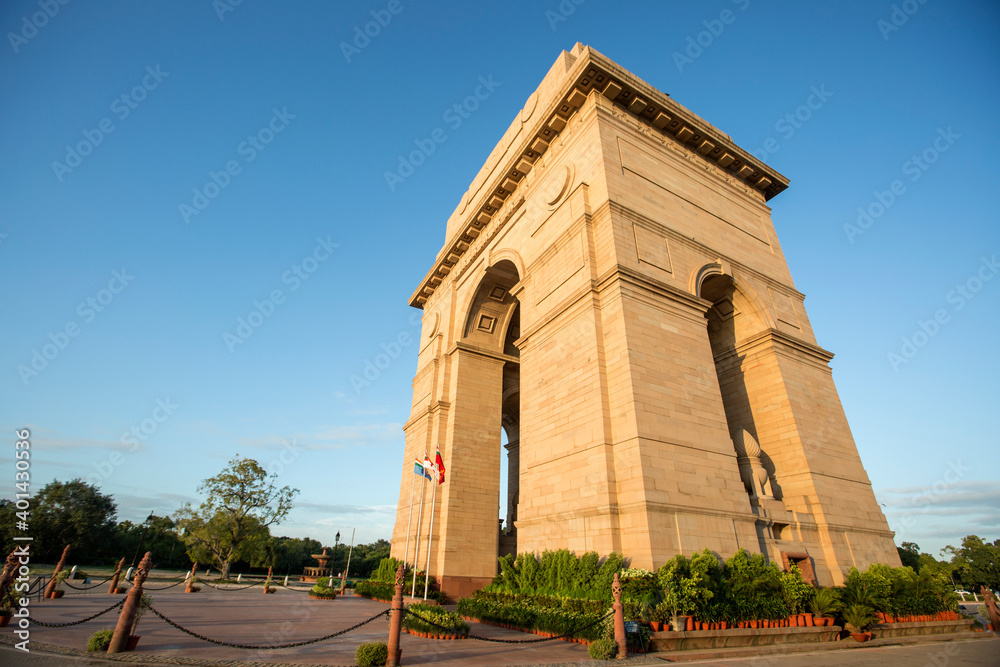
[588,637,618,660]
[356,641,388,667]
[87,629,114,652]
[355,580,394,601]
[309,579,338,598]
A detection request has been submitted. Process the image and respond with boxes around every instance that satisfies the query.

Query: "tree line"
[0,456,390,579]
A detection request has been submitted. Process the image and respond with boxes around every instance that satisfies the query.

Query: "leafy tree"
[0,480,117,563]
[897,542,921,571]
[943,535,1000,594]
[113,515,190,570]
[351,539,391,579]
[173,456,298,579]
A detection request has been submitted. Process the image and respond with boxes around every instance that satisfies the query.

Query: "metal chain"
[31,599,125,627]
[277,583,313,593]
[62,574,117,590]
[145,604,391,649]
[200,579,264,591]
[143,579,187,590]
[404,608,613,644]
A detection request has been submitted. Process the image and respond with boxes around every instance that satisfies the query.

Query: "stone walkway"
[11,585,595,666]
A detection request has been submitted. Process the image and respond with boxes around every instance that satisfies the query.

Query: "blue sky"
[1,0,997,560]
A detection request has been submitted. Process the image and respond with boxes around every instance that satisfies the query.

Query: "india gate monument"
[391,44,900,599]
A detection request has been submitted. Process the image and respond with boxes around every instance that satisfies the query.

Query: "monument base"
[437,575,494,602]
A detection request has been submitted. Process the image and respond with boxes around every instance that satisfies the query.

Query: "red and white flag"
[435,447,446,484]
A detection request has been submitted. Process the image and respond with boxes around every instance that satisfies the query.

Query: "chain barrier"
[200,579,265,591]
[403,608,614,644]
[31,599,125,627]
[145,604,391,649]
[277,582,313,593]
[143,579,188,590]
[62,574,117,590]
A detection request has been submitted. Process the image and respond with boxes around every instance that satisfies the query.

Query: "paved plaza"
[8,584,592,666]
[3,584,997,666]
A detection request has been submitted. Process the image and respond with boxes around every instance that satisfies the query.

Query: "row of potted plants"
[648,611,837,632]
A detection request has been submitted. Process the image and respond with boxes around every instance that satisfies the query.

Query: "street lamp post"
[329,531,340,588]
[131,512,155,568]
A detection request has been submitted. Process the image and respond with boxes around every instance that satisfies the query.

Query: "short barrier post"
[387,562,405,667]
[108,551,151,653]
[44,545,70,599]
[108,557,125,594]
[613,571,626,659]
[185,561,198,593]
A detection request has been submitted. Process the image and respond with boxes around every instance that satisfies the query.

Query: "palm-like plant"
[842,603,876,632]
[809,587,839,618]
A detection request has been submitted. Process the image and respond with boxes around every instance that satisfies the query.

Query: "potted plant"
[0,587,18,627]
[48,570,70,598]
[651,602,672,632]
[127,593,152,651]
[809,588,839,626]
[842,603,876,642]
[636,590,663,630]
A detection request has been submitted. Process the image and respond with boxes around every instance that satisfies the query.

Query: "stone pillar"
[108,558,125,594]
[503,439,519,531]
[108,552,151,653]
[386,563,405,667]
[613,572,626,659]
[430,345,505,600]
[44,545,70,599]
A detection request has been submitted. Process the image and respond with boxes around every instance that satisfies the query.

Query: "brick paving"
[8,584,597,666]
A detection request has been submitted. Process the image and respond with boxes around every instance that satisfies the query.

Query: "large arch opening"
[702,273,780,554]
[461,260,521,561]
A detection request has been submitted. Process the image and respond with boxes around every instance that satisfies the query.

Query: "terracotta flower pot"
[749,620,758,629]
[650,621,662,632]
[850,632,871,642]
[720,621,728,630]
[803,613,814,627]
[126,635,141,651]
[0,615,11,628]
[789,615,798,627]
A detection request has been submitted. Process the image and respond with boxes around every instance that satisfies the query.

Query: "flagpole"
[423,475,438,600]
[403,464,416,568]
[410,470,427,599]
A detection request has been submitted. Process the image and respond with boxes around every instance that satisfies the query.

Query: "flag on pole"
[435,447,446,484]
[414,458,432,480]
[424,453,435,478]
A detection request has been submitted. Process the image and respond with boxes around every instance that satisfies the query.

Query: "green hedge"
[402,603,469,636]
[457,591,608,640]
[354,579,445,603]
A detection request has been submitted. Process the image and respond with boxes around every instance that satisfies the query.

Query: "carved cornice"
[410,44,790,309]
